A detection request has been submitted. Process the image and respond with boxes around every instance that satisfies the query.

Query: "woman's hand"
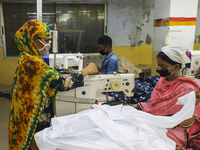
[133,104,143,110]
[176,145,186,150]
[195,91,200,105]
[81,63,98,77]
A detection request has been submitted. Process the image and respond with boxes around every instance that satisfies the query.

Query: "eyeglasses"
[38,38,51,44]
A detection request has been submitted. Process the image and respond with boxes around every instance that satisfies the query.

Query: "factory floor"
[0,86,11,150]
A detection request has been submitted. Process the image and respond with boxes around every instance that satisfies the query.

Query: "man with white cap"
[137,43,200,149]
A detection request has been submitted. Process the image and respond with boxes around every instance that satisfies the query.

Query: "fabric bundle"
[35,91,196,150]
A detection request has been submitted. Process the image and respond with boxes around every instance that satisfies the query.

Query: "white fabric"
[35,91,196,150]
[161,42,190,66]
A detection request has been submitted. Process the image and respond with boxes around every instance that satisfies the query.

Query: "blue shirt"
[101,51,119,74]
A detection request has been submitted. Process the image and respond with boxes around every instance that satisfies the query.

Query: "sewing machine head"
[54,73,135,116]
[189,51,200,75]
[76,73,135,99]
[183,50,200,76]
[55,73,135,100]
[43,53,84,71]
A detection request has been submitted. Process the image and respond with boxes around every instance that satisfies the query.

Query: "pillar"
[151,0,198,76]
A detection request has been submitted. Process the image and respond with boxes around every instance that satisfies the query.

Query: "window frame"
[0,1,107,59]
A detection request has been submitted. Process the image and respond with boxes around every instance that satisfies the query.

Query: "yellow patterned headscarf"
[8,20,60,150]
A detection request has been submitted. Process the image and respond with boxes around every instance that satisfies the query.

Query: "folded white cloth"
[161,42,190,66]
[35,91,196,150]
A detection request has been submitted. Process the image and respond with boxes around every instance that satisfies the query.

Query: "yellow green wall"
[0,48,18,86]
[194,43,200,50]
[139,45,152,65]
[113,44,152,66]
[113,46,140,66]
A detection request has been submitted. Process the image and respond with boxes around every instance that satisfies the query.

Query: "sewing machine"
[54,73,135,116]
[186,51,200,75]
[182,50,200,76]
[43,53,84,71]
[182,50,200,85]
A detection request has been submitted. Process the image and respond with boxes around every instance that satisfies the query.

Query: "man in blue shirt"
[97,35,119,74]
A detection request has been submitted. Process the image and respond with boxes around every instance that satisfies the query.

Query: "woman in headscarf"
[8,20,98,150]
[137,43,200,150]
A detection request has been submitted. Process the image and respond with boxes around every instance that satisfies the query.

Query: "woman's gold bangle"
[181,117,195,128]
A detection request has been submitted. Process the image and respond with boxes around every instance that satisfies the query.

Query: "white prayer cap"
[161,42,190,66]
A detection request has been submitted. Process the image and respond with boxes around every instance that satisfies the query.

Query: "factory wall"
[152,0,198,76]
[0,48,17,86]
[107,0,154,66]
[0,0,155,86]
[194,1,200,50]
